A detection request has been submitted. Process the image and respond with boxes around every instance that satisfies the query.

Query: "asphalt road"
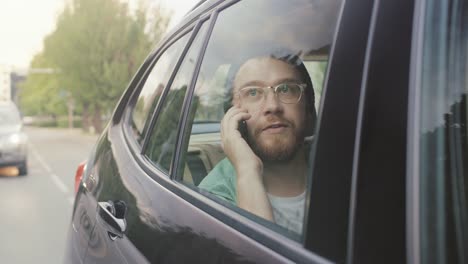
[0,127,98,264]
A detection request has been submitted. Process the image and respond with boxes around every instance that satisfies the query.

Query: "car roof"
[150,0,218,55]
[0,101,18,110]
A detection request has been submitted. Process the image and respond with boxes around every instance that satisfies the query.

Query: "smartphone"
[238,120,248,139]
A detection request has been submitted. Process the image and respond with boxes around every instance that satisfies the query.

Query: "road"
[0,127,98,264]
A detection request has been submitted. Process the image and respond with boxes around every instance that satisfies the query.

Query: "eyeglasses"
[236,83,306,105]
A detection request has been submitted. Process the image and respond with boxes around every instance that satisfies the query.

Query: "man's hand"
[221,106,261,174]
[221,106,273,221]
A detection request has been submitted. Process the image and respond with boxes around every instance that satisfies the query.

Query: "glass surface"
[131,34,189,144]
[178,0,342,238]
[419,0,468,263]
[236,83,306,105]
[145,23,208,172]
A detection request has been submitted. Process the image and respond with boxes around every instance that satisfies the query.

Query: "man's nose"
[261,89,283,114]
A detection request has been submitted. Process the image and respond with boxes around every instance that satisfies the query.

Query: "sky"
[0,0,199,70]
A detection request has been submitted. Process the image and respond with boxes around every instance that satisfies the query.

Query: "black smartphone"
[238,120,248,139]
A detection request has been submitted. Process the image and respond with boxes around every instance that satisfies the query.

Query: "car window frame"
[172,0,328,242]
[141,20,212,174]
[166,0,372,262]
[343,0,415,263]
[169,2,327,261]
[120,24,204,180]
[302,0,382,261]
[123,30,191,143]
[131,34,190,145]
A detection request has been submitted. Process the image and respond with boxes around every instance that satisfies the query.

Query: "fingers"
[223,106,248,123]
[220,106,262,173]
[221,106,251,138]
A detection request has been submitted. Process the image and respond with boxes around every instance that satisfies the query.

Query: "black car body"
[65,0,468,263]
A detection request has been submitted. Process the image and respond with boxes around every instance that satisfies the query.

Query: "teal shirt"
[198,141,311,205]
[198,158,237,204]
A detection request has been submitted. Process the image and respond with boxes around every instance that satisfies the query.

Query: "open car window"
[177,0,342,239]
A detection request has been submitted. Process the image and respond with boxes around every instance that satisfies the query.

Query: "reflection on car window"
[419,0,468,262]
[131,33,189,144]
[177,0,341,238]
[145,22,208,173]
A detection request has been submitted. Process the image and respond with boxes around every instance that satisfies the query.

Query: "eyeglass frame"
[235,83,307,105]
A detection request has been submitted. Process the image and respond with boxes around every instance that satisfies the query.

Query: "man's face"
[232,57,312,162]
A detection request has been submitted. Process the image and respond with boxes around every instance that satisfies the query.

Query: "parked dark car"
[65,0,468,263]
[0,101,28,175]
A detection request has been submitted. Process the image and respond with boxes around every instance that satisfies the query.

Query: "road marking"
[30,144,71,194]
[50,173,69,194]
[30,146,53,173]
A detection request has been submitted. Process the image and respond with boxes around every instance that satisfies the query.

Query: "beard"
[247,127,304,162]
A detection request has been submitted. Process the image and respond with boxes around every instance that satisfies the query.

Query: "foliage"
[20,0,171,132]
[19,54,67,116]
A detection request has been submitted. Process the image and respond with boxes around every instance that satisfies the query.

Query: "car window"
[177,0,341,238]
[144,22,209,173]
[304,61,327,111]
[418,0,468,263]
[130,34,189,144]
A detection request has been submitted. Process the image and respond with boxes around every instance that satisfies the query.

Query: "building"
[10,70,27,104]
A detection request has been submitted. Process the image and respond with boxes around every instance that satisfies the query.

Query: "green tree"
[29,0,170,132]
[19,53,66,117]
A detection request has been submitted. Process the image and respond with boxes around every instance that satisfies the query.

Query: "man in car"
[199,54,316,234]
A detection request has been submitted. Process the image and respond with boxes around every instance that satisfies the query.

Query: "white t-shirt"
[267,192,306,234]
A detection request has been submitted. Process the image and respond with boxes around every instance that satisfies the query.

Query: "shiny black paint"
[348,0,414,262]
[81,123,269,263]
[305,0,375,261]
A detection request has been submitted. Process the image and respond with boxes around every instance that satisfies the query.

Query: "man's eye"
[278,84,290,93]
[247,88,258,96]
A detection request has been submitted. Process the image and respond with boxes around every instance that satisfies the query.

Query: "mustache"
[264,116,291,126]
[252,116,293,136]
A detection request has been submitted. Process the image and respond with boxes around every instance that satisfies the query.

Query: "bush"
[56,117,82,128]
[29,116,82,128]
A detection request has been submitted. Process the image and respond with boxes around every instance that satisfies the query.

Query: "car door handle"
[97,201,127,240]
